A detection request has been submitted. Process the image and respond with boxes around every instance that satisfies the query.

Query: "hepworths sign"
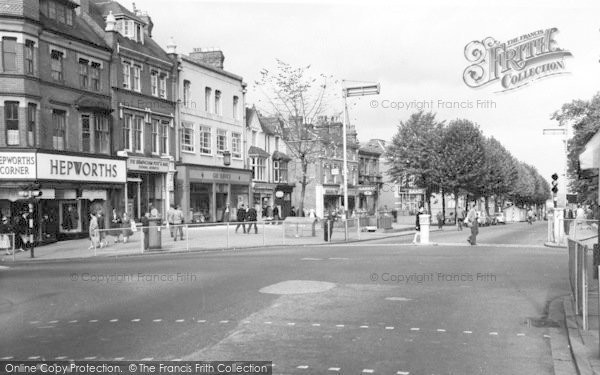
[37,153,126,183]
[463,28,572,92]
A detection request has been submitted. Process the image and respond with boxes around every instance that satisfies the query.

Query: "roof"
[88,1,172,64]
[248,146,270,158]
[181,55,243,82]
[258,115,282,136]
[272,151,291,161]
[89,0,145,23]
[39,12,110,51]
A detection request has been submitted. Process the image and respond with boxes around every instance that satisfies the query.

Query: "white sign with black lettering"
[37,153,126,183]
[0,152,37,179]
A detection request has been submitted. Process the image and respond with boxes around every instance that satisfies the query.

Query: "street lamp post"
[342,82,380,219]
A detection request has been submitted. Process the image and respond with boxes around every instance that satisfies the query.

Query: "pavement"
[0,221,580,374]
[1,221,418,263]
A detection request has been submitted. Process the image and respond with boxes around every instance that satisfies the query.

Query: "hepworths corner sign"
[463,28,572,92]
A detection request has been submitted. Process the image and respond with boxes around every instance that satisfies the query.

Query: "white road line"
[88,320,98,323]
[312,323,321,327]
[28,356,40,360]
[287,322,296,326]
[360,325,369,328]
[68,320,78,323]
[131,319,141,322]
[463,330,472,334]
[362,370,375,374]
[173,359,182,361]
[153,319,162,322]
[397,371,410,375]
[328,367,341,371]
[297,365,309,369]
[544,334,551,339]
[29,321,40,324]
[437,329,446,332]
[301,258,322,261]
[1,357,14,360]
[410,327,420,331]
[48,320,59,324]
[489,332,498,336]
[55,356,67,360]
[243,321,250,324]
[114,357,124,361]
[385,326,394,330]
[264,321,272,324]
[336,324,345,328]
[109,319,118,322]
[219,320,229,323]
[84,356,97,360]
[517,333,525,336]
[176,319,185,323]
[141,358,154,361]
[197,320,206,323]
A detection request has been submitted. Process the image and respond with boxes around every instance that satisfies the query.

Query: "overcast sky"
[134,0,600,185]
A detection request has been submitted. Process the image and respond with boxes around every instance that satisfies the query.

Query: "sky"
[133,0,600,189]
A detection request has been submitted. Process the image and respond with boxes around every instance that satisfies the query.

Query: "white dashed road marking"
[109,319,118,323]
[114,357,124,361]
[1,357,14,360]
[517,333,525,336]
[88,320,98,323]
[132,319,140,322]
[463,331,472,334]
[28,356,40,360]
[335,324,345,328]
[362,369,375,374]
[68,320,78,323]
[84,356,96,360]
[489,332,498,336]
[153,319,162,322]
[219,320,229,324]
[437,329,446,332]
[328,367,341,372]
[55,356,67,360]
[197,320,206,323]
[385,326,394,330]
[397,372,410,375]
[297,365,309,369]
[312,323,321,327]
[287,322,296,326]
[141,358,154,361]
[360,325,369,328]
[176,319,185,323]
[48,320,59,324]
[410,328,420,331]
[29,321,40,324]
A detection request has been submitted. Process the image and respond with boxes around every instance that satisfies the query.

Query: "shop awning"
[81,189,107,201]
[248,146,270,158]
[0,188,55,201]
[272,151,292,161]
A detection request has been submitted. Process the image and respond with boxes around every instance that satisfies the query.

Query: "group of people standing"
[413,202,480,245]
[0,211,35,255]
[234,204,259,234]
[88,210,134,250]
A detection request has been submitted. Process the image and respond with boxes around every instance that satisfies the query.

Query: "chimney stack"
[188,48,225,70]
[73,0,89,15]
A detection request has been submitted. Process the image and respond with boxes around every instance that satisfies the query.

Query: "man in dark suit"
[141,211,150,250]
[235,204,247,234]
[246,205,258,234]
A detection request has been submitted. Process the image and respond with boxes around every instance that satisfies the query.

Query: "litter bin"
[148,218,162,250]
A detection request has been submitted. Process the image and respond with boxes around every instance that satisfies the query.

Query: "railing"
[86,217,369,256]
[567,219,599,332]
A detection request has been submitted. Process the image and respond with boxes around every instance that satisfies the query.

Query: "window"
[251,130,257,146]
[25,40,34,75]
[123,19,130,36]
[151,119,159,154]
[183,80,191,106]
[5,101,19,145]
[232,132,241,159]
[199,126,211,154]
[52,109,66,150]
[133,116,143,152]
[159,74,167,99]
[91,62,101,91]
[216,129,227,155]
[27,103,36,147]
[205,87,212,112]
[81,114,91,152]
[214,90,221,115]
[123,114,132,151]
[51,50,63,81]
[2,38,17,72]
[122,62,130,89]
[273,160,280,183]
[275,137,280,152]
[135,23,142,42]
[79,59,89,88]
[251,157,266,181]
[275,161,288,183]
[66,7,73,25]
[151,70,158,96]
[56,3,65,23]
[132,65,141,92]
[160,121,169,155]
[181,122,194,152]
[233,96,239,120]
[95,115,109,154]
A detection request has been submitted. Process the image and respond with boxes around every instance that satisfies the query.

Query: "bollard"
[419,214,431,244]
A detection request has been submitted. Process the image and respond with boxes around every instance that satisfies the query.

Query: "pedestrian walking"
[222,202,231,222]
[17,211,30,252]
[172,205,184,241]
[89,213,99,250]
[0,216,12,255]
[273,205,280,222]
[466,202,479,245]
[527,208,534,225]
[121,212,133,243]
[246,205,258,234]
[97,212,107,248]
[235,204,247,233]
[141,211,150,250]
[166,204,176,239]
[412,207,423,244]
[110,209,122,243]
[326,209,337,241]
[457,207,465,231]
[436,211,443,230]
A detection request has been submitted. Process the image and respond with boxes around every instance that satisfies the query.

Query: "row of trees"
[386,111,550,219]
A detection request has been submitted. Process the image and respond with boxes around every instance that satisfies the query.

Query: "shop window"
[94,115,110,154]
[81,114,91,152]
[4,101,19,146]
[160,120,169,155]
[2,37,17,72]
[59,201,80,233]
[50,49,63,81]
[199,126,211,154]
[232,132,241,158]
[217,129,227,155]
[25,40,35,75]
[52,109,66,150]
[181,122,194,152]
[27,103,36,147]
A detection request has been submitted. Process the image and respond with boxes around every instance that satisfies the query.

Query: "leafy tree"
[254,60,333,214]
[386,111,444,212]
[477,137,518,213]
[552,93,600,203]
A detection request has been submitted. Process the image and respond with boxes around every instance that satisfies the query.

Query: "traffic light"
[551,173,559,194]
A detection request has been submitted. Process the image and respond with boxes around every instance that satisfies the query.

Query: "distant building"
[358,141,384,214]
[246,108,294,218]
[174,48,250,223]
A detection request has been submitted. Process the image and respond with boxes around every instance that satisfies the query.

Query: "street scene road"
[0,222,568,374]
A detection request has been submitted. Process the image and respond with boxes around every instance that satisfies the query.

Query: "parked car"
[477,212,492,226]
[494,212,506,224]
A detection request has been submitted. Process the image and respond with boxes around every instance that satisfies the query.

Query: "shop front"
[176,165,252,223]
[358,185,379,214]
[274,184,295,218]
[253,182,277,218]
[317,184,356,217]
[125,156,174,221]
[0,151,126,242]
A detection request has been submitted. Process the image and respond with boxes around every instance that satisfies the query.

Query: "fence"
[86,217,375,256]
